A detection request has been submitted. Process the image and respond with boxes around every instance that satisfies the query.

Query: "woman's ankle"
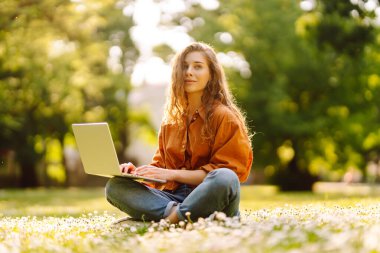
[166,206,179,224]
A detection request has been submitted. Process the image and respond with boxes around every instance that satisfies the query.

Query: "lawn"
[1,186,380,252]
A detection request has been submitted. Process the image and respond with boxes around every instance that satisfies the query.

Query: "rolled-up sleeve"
[200,114,253,182]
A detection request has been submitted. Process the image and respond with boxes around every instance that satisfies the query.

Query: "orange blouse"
[150,102,253,190]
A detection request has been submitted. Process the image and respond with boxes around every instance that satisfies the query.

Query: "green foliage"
[297,0,380,180]
[303,0,376,57]
[177,0,380,189]
[0,0,136,187]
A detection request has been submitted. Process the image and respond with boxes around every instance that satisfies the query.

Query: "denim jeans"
[105,168,240,221]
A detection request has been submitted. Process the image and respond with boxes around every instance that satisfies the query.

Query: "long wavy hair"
[163,42,252,143]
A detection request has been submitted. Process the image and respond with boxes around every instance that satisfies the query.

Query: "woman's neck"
[187,92,203,113]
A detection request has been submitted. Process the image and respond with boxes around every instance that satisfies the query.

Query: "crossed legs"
[105,168,240,222]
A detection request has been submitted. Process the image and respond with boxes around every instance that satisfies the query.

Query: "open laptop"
[72,122,166,184]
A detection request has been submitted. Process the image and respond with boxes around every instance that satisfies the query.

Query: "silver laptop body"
[72,122,166,184]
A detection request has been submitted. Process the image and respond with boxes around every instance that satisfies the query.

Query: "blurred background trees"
[0,0,136,187]
[178,0,380,190]
[1,0,379,190]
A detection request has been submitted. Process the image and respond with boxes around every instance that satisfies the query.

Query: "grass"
[1,186,380,252]
[0,188,114,217]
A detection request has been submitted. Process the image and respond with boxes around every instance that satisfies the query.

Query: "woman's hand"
[135,165,176,181]
[119,162,136,174]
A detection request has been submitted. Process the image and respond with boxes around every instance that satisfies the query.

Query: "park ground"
[1,186,380,252]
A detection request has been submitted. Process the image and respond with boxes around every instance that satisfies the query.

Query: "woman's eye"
[194,65,202,70]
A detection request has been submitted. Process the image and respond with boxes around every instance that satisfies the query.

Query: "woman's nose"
[185,66,193,76]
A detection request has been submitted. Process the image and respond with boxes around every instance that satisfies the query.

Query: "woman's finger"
[120,162,135,174]
[119,164,125,173]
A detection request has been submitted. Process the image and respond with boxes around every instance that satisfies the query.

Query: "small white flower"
[186,223,193,230]
[216,212,227,221]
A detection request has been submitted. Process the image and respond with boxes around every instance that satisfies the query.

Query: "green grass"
[241,185,380,210]
[1,185,380,217]
[1,186,380,252]
[0,188,115,217]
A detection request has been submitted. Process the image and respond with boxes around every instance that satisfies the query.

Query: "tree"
[166,0,380,189]
[297,0,380,182]
[0,0,137,187]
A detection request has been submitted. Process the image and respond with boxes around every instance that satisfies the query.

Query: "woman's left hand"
[135,165,176,181]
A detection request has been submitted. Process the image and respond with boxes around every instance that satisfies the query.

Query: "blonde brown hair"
[163,42,252,143]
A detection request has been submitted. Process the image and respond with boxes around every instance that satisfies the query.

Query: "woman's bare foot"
[166,205,179,224]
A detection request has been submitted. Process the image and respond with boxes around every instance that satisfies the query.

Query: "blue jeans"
[105,168,240,221]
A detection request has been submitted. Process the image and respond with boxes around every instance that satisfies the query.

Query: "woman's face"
[183,51,210,95]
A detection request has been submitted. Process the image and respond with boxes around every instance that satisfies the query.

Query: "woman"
[105,42,253,223]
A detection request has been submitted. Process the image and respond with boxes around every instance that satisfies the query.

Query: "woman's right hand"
[119,162,136,174]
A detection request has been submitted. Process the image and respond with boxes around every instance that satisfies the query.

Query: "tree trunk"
[17,143,40,188]
[19,161,39,188]
[271,146,319,191]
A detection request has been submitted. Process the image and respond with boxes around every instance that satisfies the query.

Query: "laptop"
[72,122,166,184]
